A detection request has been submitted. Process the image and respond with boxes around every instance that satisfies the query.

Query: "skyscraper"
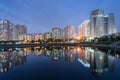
[107,13,116,34]
[78,20,90,38]
[90,9,104,38]
[90,9,116,38]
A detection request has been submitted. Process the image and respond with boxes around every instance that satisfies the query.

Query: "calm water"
[0,46,120,80]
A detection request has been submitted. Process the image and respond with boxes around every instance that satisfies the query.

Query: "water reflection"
[0,50,26,72]
[77,47,116,77]
[77,47,90,68]
[0,46,119,78]
[90,50,115,77]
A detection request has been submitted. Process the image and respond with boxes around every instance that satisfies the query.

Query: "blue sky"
[0,0,120,33]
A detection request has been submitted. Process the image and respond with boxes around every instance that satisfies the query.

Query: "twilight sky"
[0,0,120,33]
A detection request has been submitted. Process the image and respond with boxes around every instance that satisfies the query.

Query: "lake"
[0,46,120,80]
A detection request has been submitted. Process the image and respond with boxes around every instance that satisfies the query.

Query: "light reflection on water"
[0,46,120,80]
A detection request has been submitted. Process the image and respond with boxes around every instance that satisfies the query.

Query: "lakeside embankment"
[0,42,120,52]
[0,42,119,48]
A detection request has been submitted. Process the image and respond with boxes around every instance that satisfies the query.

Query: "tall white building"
[9,22,14,41]
[13,24,27,40]
[107,13,116,34]
[64,25,75,39]
[0,20,10,41]
[78,20,90,38]
[52,28,61,39]
[90,9,104,38]
[90,9,116,38]
[0,19,27,41]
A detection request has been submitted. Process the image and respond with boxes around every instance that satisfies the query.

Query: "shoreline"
[0,43,120,52]
[0,42,119,48]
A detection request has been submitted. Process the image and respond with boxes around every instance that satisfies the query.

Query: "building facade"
[0,20,11,41]
[107,13,116,34]
[19,34,33,41]
[34,33,44,41]
[44,32,52,39]
[9,22,14,41]
[90,9,104,38]
[13,24,27,40]
[90,9,116,38]
[64,25,75,39]
[52,28,61,39]
[78,20,90,38]
[0,19,27,41]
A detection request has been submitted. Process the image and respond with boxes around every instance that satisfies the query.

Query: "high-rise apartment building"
[0,19,11,41]
[9,22,15,41]
[90,9,116,38]
[90,9,104,38]
[64,25,75,39]
[0,19,27,41]
[52,28,61,39]
[13,24,27,40]
[107,13,116,34]
[78,20,90,38]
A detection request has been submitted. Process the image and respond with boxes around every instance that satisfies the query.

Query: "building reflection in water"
[77,47,116,77]
[23,47,33,55]
[44,47,75,61]
[0,46,117,78]
[34,46,44,56]
[0,46,76,73]
[64,47,75,62]
[90,50,115,77]
[77,47,90,68]
[0,50,27,72]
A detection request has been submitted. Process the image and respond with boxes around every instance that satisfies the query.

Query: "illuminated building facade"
[34,33,44,41]
[0,20,11,41]
[19,34,33,41]
[0,19,27,41]
[90,9,116,38]
[13,24,27,40]
[64,25,75,39]
[52,28,61,39]
[78,20,90,38]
